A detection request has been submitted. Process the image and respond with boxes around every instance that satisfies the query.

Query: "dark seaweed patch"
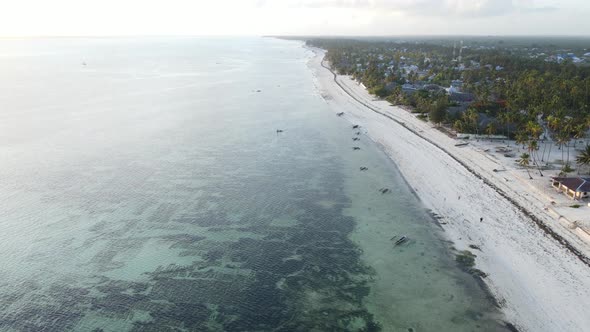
[4,116,382,331]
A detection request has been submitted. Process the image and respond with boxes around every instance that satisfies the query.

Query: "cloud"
[254,0,558,17]
[440,0,513,16]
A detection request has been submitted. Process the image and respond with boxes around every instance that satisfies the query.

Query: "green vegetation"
[560,163,575,176]
[517,153,533,179]
[455,250,488,279]
[455,250,476,268]
[306,37,590,166]
[416,114,428,121]
[576,145,590,174]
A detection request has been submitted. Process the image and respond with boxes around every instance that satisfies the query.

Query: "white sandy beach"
[308,47,590,332]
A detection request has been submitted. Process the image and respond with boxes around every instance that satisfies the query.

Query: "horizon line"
[2,33,590,39]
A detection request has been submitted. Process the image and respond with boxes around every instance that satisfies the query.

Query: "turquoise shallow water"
[0,37,508,331]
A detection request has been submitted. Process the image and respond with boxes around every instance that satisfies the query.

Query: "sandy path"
[308,47,590,332]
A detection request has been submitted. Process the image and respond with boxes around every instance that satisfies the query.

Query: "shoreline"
[307,46,590,332]
[318,56,590,267]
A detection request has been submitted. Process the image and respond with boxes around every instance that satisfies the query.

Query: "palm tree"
[525,120,543,171]
[545,114,562,162]
[515,130,528,151]
[576,145,590,174]
[539,125,550,162]
[453,120,466,133]
[497,112,509,140]
[518,153,533,179]
[527,140,543,177]
[573,124,587,148]
[556,132,569,164]
[526,121,543,141]
[562,117,575,165]
[485,122,497,140]
[464,109,480,136]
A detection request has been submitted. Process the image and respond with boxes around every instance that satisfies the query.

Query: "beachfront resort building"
[551,176,590,200]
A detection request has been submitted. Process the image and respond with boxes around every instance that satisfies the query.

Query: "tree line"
[307,38,590,174]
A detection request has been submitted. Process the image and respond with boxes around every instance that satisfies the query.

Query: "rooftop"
[551,177,590,192]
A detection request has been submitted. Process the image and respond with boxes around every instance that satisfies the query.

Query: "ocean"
[0,37,509,331]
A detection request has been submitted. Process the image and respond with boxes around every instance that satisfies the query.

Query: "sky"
[0,0,588,37]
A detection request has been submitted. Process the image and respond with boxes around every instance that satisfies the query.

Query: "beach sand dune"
[308,47,590,332]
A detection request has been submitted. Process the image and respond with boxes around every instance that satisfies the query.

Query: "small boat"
[352,125,360,129]
[455,142,469,147]
[394,236,408,246]
[336,112,345,116]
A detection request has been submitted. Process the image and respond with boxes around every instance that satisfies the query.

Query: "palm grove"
[307,37,590,174]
